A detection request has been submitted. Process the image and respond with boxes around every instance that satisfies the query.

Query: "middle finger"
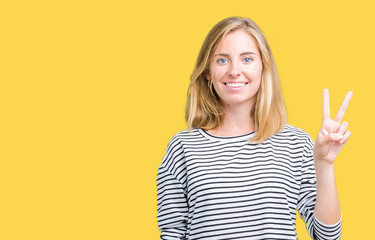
[334,91,353,122]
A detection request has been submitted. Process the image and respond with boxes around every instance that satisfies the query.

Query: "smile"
[224,82,248,88]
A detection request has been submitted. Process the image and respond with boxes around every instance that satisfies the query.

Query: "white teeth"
[225,82,247,87]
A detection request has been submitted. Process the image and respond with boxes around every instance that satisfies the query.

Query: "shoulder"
[269,124,316,158]
[164,128,205,147]
[279,124,313,138]
[159,129,201,172]
[273,124,315,144]
[161,128,202,159]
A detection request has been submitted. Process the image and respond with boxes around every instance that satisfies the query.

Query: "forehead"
[214,29,259,54]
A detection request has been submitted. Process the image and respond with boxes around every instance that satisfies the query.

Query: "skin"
[207,29,353,225]
[207,29,262,136]
[313,89,353,224]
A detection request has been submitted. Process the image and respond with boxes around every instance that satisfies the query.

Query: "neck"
[210,101,256,136]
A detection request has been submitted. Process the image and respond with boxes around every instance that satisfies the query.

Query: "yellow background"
[0,0,374,239]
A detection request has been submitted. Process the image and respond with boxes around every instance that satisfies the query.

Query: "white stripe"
[157,124,342,240]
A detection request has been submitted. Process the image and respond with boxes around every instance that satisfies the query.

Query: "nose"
[229,60,241,77]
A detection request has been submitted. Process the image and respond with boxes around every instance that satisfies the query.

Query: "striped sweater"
[156,124,342,240]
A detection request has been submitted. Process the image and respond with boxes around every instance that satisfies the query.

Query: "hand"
[313,89,353,164]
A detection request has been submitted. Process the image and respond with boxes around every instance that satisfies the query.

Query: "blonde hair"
[185,16,287,143]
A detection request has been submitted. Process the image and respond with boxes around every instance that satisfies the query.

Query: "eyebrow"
[214,52,257,57]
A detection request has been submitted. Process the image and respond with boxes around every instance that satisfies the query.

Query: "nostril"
[229,72,241,77]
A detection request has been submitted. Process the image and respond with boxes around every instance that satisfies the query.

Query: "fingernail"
[322,129,328,136]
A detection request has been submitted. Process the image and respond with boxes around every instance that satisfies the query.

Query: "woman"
[157,16,352,240]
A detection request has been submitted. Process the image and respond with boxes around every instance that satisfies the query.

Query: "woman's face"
[208,29,263,107]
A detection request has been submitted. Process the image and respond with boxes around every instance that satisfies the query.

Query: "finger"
[322,128,329,136]
[339,130,352,144]
[338,121,349,135]
[318,132,344,146]
[334,91,353,123]
[323,88,330,121]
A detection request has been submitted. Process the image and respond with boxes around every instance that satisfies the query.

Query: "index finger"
[322,88,330,121]
[334,91,353,122]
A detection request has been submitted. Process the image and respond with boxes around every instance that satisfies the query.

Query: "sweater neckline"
[198,128,256,142]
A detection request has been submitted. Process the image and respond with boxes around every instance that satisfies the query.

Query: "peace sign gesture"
[313,89,353,165]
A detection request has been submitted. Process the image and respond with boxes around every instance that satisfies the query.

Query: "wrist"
[314,158,335,166]
[313,152,336,167]
[314,159,336,182]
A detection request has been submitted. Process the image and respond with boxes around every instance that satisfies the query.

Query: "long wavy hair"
[185,16,287,143]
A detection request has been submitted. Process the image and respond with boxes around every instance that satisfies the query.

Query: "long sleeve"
[156,136,188,240]
[297,135,342,240]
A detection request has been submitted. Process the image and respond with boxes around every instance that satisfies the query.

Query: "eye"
[217,58,228,64]
[243,57,252,63]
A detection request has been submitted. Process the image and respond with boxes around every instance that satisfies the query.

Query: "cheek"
[244,65,263,81]
[212,68,227,79]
